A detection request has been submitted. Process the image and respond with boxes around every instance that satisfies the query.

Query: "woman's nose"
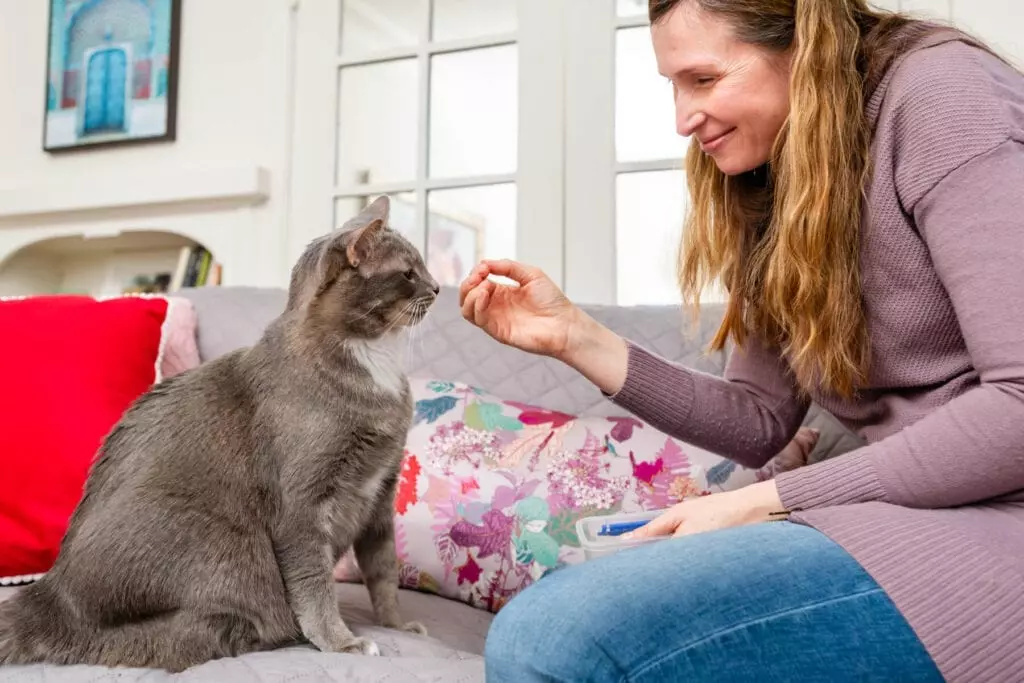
[675,89,706,138]
[677,110,706,138]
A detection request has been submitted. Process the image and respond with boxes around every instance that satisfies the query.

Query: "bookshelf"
[0,164,271,297]
[0,230,221,298]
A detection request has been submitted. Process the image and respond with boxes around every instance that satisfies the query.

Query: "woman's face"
[651,3,792,175]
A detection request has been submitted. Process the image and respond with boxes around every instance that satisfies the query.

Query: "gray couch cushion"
[405,288,729,416]
[175,285,861,460]
[175,286,728,415]
[0,584,487,681]
[176,286,288,362]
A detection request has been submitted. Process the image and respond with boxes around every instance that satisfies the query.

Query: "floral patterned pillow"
[333,378,762,613]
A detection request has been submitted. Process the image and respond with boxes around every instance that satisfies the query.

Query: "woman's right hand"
[458,260,577,359]
[459,260,630,394]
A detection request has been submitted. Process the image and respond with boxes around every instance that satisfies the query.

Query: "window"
[561,2,725,306]
[613,17,689,306]
[336,0,517,289]
[289,0,563,290]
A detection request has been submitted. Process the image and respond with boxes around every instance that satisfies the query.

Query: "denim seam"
[622,587,886,682]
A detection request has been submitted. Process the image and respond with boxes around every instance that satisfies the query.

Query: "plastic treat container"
[575,509,669,561]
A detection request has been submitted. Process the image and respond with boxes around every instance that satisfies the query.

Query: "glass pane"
[335,192,417,239]
[616,27,687,163]
[340,0,425,54]
[427,184,516,287]
[617,0,648,18]
[431,0,517,42]
[336,59,418,186]
[616,171,686,306]
[430,46,518,179]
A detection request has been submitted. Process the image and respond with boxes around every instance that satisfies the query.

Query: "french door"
[288,0,566,290]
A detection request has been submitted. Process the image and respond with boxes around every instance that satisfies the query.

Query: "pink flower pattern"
[333,378,760,614]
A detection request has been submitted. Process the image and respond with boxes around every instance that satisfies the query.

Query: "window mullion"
[511,0,566,285]
[413,0,432,257]
[563,0,617,304]
[286,0,342,271]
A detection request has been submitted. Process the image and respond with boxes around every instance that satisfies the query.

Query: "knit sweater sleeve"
[608,334,809,469]
[777,45,1024,511]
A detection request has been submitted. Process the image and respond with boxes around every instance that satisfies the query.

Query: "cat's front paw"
[399,621,428,637]
[339,637,381,656]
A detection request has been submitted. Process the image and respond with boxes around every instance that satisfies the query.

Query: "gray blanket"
[0,584,488,682]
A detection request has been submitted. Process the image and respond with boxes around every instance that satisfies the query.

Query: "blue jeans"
[485,522,943,682]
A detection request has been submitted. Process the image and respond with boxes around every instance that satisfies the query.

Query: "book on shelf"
[170,245,220,290]
[121,246,222,295]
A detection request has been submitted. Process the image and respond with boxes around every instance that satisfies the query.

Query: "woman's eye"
[403,269,416,281]
[696,77,715,86]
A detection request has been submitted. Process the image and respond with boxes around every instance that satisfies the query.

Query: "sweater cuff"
[775,450,888,510]
[606,341,696,425]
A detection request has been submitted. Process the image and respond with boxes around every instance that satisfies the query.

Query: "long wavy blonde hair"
[649,0,958,397]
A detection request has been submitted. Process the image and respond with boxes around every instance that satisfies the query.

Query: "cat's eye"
[403,269,416,281]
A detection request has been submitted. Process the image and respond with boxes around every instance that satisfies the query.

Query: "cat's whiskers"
[378,300,418,340]
[406,298,430,364]
[413,297,434,363]
[348,300,383,324]
[404,306,417,362]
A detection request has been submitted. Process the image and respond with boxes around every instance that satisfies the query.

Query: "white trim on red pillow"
[1,572,44,587]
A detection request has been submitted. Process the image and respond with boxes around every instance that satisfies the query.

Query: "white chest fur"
[345,333,406,398]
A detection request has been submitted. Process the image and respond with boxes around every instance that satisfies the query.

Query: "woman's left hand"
[627,479,787,539]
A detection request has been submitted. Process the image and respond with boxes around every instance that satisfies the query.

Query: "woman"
[461,1,1024,681]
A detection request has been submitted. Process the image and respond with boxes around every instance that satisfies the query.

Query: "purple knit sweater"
[610,34,1024,682]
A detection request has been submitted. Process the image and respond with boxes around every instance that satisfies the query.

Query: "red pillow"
[0,295,171,584]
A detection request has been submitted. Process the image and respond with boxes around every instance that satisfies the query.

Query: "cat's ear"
[344,218,385,267]
[363,195,390,224]
[339,195,390,234]
[311,196,389,297]
[312,218,382,296]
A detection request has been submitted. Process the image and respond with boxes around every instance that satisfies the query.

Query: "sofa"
[0,286,862,682]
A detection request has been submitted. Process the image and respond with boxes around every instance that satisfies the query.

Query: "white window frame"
[562,1,694,305]
[287,0,567,287]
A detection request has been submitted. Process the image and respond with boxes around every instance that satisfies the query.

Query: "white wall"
[952,0,1024,68]
[879,0,1023,66]
[0,0,296,288]
[0,252,62,297]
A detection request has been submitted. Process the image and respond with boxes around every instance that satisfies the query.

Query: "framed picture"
[426,204,484,288]
[384,196,485,288]
[43,0,182,153]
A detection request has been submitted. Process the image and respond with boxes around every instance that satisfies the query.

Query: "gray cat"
[0,196,439,672]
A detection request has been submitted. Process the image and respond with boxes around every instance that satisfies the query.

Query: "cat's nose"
[432,282,440,295]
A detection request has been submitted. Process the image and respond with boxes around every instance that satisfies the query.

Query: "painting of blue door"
[82,46,128,135]
[45,0,181,151]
